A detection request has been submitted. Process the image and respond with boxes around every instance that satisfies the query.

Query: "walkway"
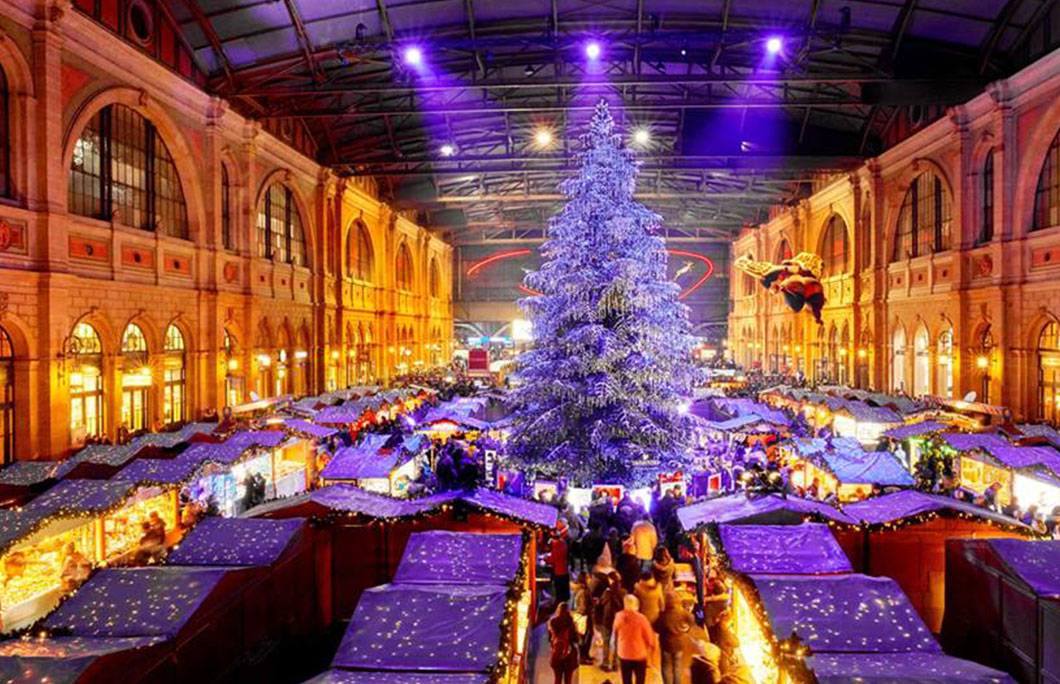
[529,624,664,684]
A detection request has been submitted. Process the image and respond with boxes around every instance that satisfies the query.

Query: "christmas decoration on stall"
[506,99,699,486]
[734,252,827,324]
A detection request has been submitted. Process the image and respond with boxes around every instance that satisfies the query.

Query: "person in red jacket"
[546,527,571,603]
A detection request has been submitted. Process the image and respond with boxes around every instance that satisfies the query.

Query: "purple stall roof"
[393,531,523,586]
[43,567,232,638]
[809,653,1017,684]
[718,523,852,575]
[677,494,856,531]
[939,432,1010,452]
[1015,423,1060,448]
[882,421,951,440]
[0,461,58,486]
[315,406,367,424]
[283,419,339,439]
[166,517,305,567]
[814,448,914,487]
[24,480,138,516]
[112,457,205,484]
[836,403,902,424]
[0,636,167,684]
[453,488,559,528]
[302,671,489,684]
[331,584,507,673]
[979,445,1060,477]
[750,574,941,654]
[224,430,290,448]
[842,490,1029,529]
[420,410,490,431]
[176,442,250,465]
[0,508,58,554]
[987,539,1060,598]
[320,447,400,480]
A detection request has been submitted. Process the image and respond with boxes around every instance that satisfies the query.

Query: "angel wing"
[785,252,824,279]
[733,254,774,280]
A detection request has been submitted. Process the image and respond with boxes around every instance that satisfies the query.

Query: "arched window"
[820,215,849,276]
[1039,321,1060,424]
[937,327,953,399]
[221,164,233,250]
[70,322,104,442]
[913,324,930,397]
[120,323,150,433]
[396,243,413,291]
[0,325,12,464]
[1034,132,1060,231]
[163,325,186,426]
[0,66,9,198]
[256,183,307,267]
[981,151,994,243]
[892,327,906,393]
[348,221,374,282]
[69,104,189,238]
[892,170,951,261]
[223,328,242,408]
[429,257,441,297]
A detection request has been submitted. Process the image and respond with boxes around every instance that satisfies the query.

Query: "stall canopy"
[796,439,914,487]
[939,432,1010,453]
[24,480,138,516]
[393,531,523,586]
[841,489,1028,529]
[0,636,167,684]
[112,457,205,485]
[0,461,58,486]
[1015,423,1060,448]
[320,446,401,480]
[881,421,950,441]
[303,671,488,684]
[751,574,940,654]
[283,419,338,440]
[985,539,1060,597]
[808,653,1017,684]
[717,523,852,575]
[43,567,232,637]
[224,430,290,449]
[978,445,1060,476]
[175,442,248,465]
[315,406,367,424]
[701,415,775,432]
[677,494,855,531]
[331,584,508,673]
[836,404,902,424]
[166,517,305,567]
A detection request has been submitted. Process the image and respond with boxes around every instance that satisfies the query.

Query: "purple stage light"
[403,46,423,66]
[766,36,783,55]
[585,42,602,60]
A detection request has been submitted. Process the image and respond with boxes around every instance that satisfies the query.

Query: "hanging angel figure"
[734,252,826,324]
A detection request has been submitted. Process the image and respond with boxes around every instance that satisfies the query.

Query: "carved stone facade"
[729,47,1060,424]
[0,1,453,459]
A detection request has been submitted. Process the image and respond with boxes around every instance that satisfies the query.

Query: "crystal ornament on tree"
[506,100,699,486]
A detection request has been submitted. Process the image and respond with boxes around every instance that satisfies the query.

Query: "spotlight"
[585,41,601,60]
[403,46,423,66]
[766,36,783,55]
[440,143,455,157]
[534,128,553,147]
[632,128,650,145]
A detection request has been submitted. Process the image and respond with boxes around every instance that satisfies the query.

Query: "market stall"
[676,493,856,530]
[835,490,1032,632]
[942,538,1060,684]
[711,522,852,575]
[0,461,58,507]
[319,445,420,496]
[829,403,902,446]
[879,420,951,469]
[936,433,1060,508]
[783,437,914,502]
[0,635,171,684]
[224,430,312,499]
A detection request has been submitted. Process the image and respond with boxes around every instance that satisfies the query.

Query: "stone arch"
[1013,94,1060,236]
[254,169,317,265]
[255,318,273,349]
[816,212,853,276]
[883,158,955,261]
[345,217,375,281]
[0,32,34,203]
[119,313,162,354]
[0,311,32,359]
[71,310,118,355]
[62,87,205,242]
[163,314,196,354]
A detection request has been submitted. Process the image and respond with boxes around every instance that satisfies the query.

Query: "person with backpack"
[548,602,580,684]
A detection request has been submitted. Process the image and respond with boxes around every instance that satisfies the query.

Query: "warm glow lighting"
[840,347,848,356]
[403,46,423,65]
[585,41,601,60]
[227,358,239,371]
[766,36,783,54]
[977,355,989,369]
[331,350,339,360]
[294,350,308,360]
[858,348,867,359]
[440,143,455,157]
[138,366,152,378]
[632,128,650,145]
[258,354,272,367]
[534,128,553,147]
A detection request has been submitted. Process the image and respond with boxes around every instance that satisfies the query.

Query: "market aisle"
[530,624,663,684]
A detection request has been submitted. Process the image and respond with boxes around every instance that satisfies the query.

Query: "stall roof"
[882,421,951,440]
[0,636,167,684]
[703,415,771,432]
[978,445,1060,477]
[246,484,558,529]
[25,480,139,516]
[394,531,523,586]
[167,517,305,567]
[986,539,1060,598]
[67,444,143,467]
[939,432,1011,452]
[814,448,915,487]
[176,442,249,465]
[808,653,1016,684]
[677,494,855,531]
[420,410,490,431]
[283,419,339,440]
[836,403,902,424]
[315,406,367,424]
[1015,423,1060,448]
[0,508,54,553]
[751,574,941,654]
[332,584,507,673]
[717,523,852,575]
[224,430,291,448]
[43,567,232,638]
[320,447,400,480]
[113,456,206,484]
[135,423,217,448]
[842,490,1030,529]
[302,672,489,684]
[0,461,57,486]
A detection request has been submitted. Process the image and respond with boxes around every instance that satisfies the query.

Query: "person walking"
[572,572,595,664]
[652,547,676,591]
[595,572,626,672]
[658,592,695,684]
[546,529,571,603]
[548,603,580,684]
[633,572,665,627]
[631,514,658,573]
[613,594,658,684]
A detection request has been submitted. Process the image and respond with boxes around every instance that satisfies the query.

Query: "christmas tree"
[506,100,699,486]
